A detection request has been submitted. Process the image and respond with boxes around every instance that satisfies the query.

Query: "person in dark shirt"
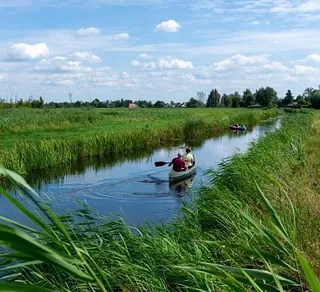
[168,153,186,172]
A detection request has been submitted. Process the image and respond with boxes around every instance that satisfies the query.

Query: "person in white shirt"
[184,148,194,169]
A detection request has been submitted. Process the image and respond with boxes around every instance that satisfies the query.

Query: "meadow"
[0,109,319,291]
[0,107,279,174]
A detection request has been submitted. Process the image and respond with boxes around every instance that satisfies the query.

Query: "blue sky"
[1,0,320,103]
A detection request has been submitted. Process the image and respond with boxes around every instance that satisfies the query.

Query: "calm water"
[0,118,280,226]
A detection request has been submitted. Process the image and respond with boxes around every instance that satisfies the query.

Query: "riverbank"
[1,110,319,291]
[0,108,279,175]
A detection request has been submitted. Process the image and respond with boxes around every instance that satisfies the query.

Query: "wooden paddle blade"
[155,161,169,167]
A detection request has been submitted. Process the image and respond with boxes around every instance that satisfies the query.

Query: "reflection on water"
[169,175,196,198]
[0,118,281,226]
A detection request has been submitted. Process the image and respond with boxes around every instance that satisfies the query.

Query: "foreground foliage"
[0,111,319,291]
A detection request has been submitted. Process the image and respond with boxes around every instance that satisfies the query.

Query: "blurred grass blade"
[0,260,42,272]
[176,265,287,291]
[238,209,291,256]
[0,224,93,281]
[297,252,320,291]
[0,186,51,234]
[240,268,263,292]
[0,167,39,198]
[198,263,298,286]
[263,259,285,292]
[0,283,55,291]
[228,244,297,271]
[253,179,288,238]
[0,216,39,234]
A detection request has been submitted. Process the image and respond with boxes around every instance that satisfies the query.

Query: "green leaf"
[0,260,42,272]
[227,244,297,271]
[253,180,288,239]
[238,209,291,256]
[0,224,93,282]
[0,283,55,292]
[0,216,39,234]
[198,263,297,286]
[297,252,320,291]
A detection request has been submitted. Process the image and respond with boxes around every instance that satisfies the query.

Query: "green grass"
[0,110,319,291]
[0,108,280,174]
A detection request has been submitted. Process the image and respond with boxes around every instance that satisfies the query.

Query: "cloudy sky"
[0,0,320,103]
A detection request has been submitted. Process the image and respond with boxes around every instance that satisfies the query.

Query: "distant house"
[128,103,137,109]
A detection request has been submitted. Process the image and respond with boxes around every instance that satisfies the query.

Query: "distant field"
[0,108,280,174]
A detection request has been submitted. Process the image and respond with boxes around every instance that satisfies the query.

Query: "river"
[0,118,280,227]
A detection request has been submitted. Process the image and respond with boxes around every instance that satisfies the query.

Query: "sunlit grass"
[0,108,280,174]
[0,110,319,291]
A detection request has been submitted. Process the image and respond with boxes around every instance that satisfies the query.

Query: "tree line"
[1,86,320,109]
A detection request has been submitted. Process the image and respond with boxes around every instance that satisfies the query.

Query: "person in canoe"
[168,153,186,172]
[184,148,194,169]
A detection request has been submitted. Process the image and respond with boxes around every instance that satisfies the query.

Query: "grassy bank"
[0,108,279,175]
[0,110,319,291]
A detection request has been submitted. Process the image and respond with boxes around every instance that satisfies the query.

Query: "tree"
[74,101,82,107]
[206,89,220,107]
[255,87,277,107]
[17,98,24,107]
[283,89,294,105]
[154,100,165,108]
[296,94,306,105]
[303,87,315,105]
[39,96,44,108]
[197,92,206,104]
[242,88,254,107]
[303,87,315,98]
[186,97,205,108]
[310,89,320,109]
[91,98,100,108]
[206,90,214,107]
[221,94,231,107]
[230,91,242,108]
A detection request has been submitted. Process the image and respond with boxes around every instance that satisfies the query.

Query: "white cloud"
[34,57,92,74]
[155,20,182,32]
[112,33,130,40]
[42,78,75,86]
[180,29,320,55]
[270,0,320,13]
[307,53,320,62]
[131,60,141,66]
[76,27,100,37]
[6,43,50,61]
[0,73,8,81]
[132,57,193,70]
[294,65,318,74]
[213,54,288,72]
[247,20,270,25]
[54,56,68,60]
[158,58,193,69]
[139,53,153,59]
[71,51,102,63]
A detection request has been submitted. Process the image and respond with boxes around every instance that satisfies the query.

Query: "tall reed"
[0,111,319,291]
[0,108,280,175]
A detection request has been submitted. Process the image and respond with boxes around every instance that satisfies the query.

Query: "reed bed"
[0,110,319,291]
[0,108,279,174]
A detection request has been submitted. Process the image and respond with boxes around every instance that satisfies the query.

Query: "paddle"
[154,161,170,167]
